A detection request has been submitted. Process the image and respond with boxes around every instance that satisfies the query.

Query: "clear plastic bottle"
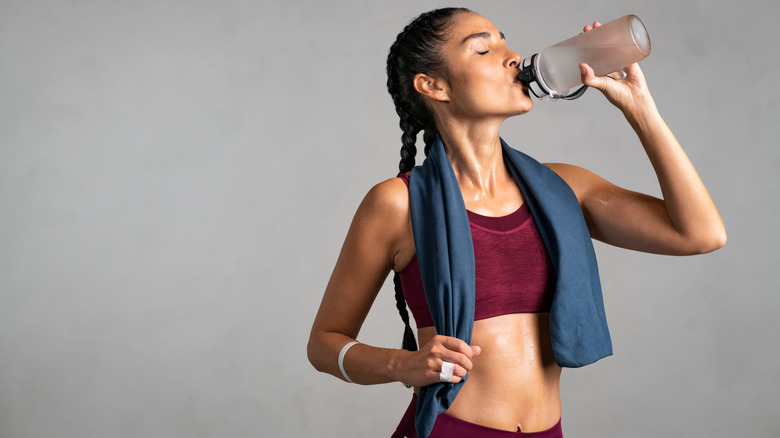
[520,15,651,99]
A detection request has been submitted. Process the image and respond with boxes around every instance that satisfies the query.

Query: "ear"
[413,73,450,102]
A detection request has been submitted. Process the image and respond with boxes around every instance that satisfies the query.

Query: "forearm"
[622,98,727,252]
[307,330,411,385]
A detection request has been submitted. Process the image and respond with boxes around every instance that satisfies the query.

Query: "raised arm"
[547,22,726,256]
[307,178,479,387]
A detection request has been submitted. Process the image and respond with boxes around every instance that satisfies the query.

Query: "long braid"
[423,127,437,157]
[387,7,470,173]
[385,7,471,352]
[393,273,418,352]
[398,112,420,174]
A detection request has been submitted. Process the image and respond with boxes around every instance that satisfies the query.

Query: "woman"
[307,7,725,438]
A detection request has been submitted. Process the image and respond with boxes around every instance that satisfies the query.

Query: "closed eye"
[477,50,489,55]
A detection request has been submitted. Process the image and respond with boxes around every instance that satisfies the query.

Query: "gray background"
[1,0,778,437]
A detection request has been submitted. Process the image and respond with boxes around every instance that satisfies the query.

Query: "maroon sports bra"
[397,173,555,328]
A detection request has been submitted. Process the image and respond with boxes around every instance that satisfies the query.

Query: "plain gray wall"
[1,0,778,437]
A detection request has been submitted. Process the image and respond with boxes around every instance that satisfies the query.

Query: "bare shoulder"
[351,174,413,272]
[350,174,410,240]
[359,175,410,220]
[544,162,608,203]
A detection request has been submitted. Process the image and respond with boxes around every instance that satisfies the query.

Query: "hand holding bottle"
[519,15,651,101]
[579,21,654,116]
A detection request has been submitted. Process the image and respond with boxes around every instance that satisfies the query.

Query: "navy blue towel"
[409,136,612,438]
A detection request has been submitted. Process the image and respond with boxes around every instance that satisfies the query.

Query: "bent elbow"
[712,229,728,251]
[306,334,325,373]
[692,227,727,254]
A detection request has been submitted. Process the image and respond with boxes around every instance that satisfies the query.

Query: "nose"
[504,49,521,69]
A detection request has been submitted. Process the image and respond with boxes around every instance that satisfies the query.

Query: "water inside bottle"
[539,44,643,95]
[537,46,583,94]
[532,15,651,97]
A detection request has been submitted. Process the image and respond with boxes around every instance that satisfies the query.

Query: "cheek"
[450,67,501,100]
[461,65,498,86]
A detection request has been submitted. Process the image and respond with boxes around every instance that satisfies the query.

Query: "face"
[428,13,533,121]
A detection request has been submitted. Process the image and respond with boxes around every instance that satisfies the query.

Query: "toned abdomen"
[416,313,562,433]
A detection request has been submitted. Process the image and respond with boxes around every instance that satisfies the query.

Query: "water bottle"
[518,15,651,100]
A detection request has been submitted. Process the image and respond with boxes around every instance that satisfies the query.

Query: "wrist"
[622,95,661,131]
[388,348,413,385]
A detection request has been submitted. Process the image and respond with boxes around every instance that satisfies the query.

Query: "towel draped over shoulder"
[408,135,612,438]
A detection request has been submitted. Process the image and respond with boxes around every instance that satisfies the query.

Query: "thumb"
[470,345,482,357]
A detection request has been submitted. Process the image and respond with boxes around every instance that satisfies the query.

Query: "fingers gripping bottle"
[518,14,651,100]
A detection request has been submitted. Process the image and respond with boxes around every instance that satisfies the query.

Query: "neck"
[436,118,508,194]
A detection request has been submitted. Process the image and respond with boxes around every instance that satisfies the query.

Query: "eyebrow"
[461,31,505,45]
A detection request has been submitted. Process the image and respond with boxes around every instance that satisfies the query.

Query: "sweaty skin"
[308,11,725,435]
[417,315,561,432]
[395,13,559,431]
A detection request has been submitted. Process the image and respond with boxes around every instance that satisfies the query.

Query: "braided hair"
[386,8,471,352]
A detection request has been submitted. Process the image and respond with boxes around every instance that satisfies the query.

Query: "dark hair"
[387,8,471,354]
[386,7,472,174]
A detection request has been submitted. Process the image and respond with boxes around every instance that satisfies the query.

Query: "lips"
[513,76,527,89]
[512,70,526,86]
[512,77,531,97]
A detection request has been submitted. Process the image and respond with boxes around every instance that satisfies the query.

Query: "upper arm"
[545,162,700,255]
[310,177,411,339]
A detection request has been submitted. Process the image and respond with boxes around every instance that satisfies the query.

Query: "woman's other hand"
[395,335,481,387]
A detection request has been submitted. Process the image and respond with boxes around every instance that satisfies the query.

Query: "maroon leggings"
[391,395,563,438]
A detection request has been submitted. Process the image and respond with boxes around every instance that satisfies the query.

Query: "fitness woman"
[308,8,725,437]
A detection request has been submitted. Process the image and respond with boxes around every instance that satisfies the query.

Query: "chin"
[512,91,534,112]
[514,99,534,115]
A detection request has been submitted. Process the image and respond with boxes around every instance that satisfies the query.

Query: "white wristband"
[338,341,359,383]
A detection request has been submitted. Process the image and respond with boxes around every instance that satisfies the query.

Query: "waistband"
[392,394,563,438]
